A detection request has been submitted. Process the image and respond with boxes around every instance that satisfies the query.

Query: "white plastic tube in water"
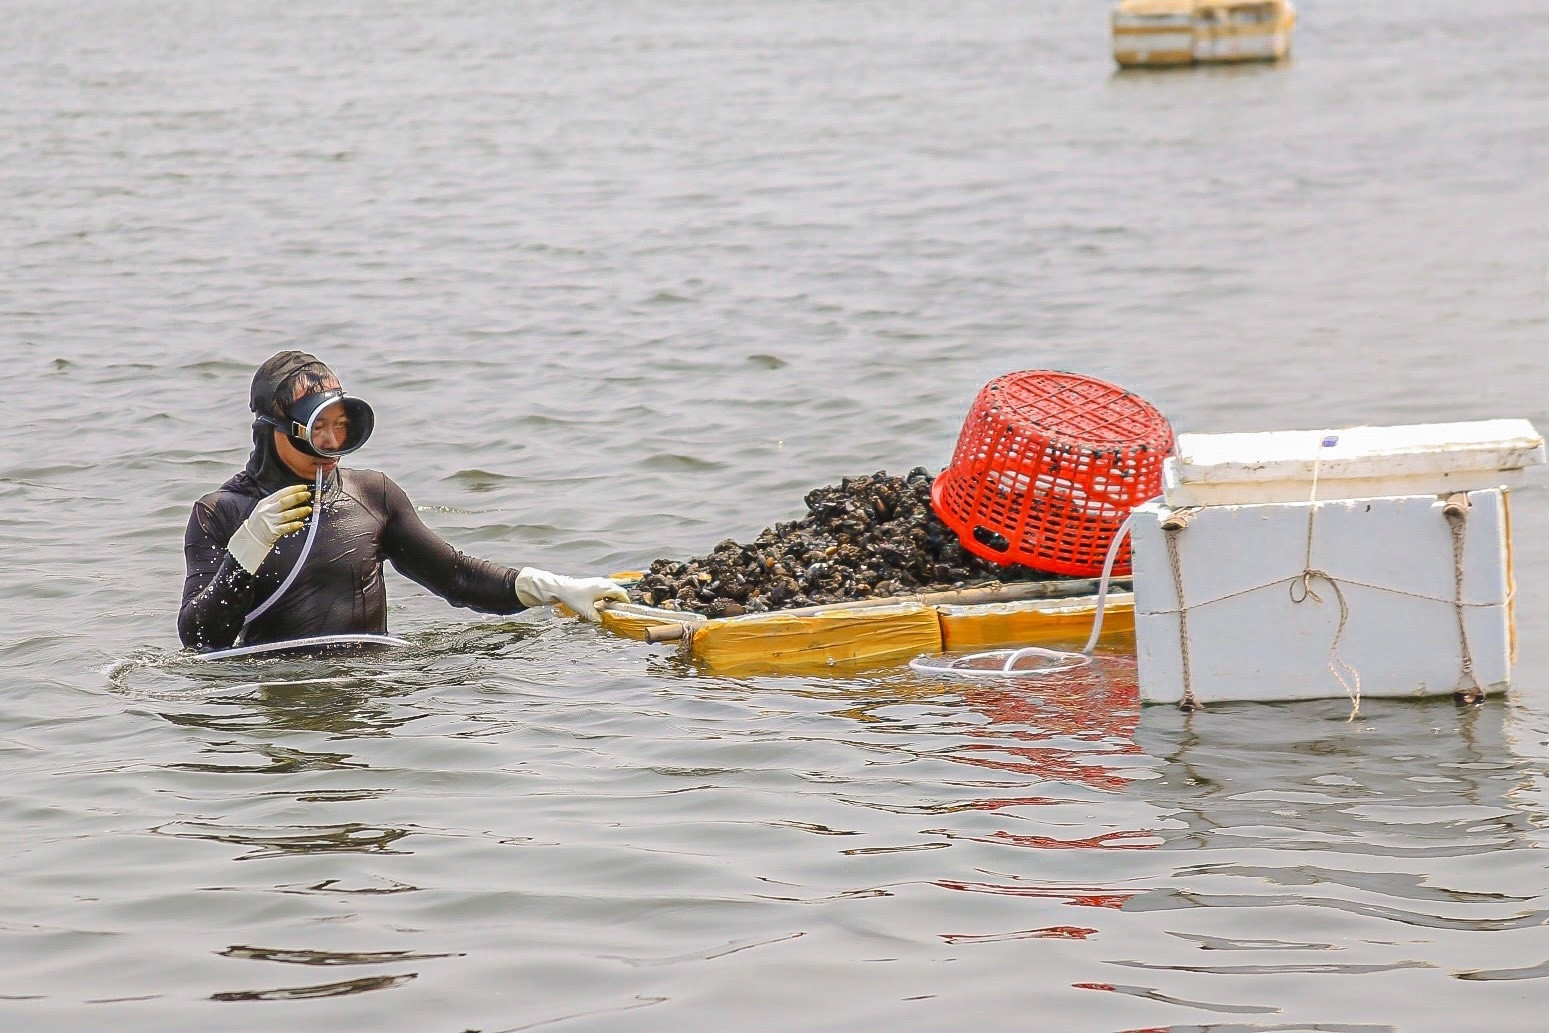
[909,512,1137,678]
[1079,510,1135,656]
[195,633,410,662]
[239,467,326,634]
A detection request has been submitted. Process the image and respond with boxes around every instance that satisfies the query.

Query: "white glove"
[227,484,313,575]
[515,567,629,623]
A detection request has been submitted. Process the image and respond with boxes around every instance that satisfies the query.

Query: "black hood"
[242,350,340,490]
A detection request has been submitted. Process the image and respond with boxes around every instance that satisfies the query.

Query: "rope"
[1290,434,1361,717]
[1160,433,1365,717]
[1445,493,1484,704]
[1288,568,1361,715]
[1139,571,1496,616]
[1287,437,1361,717]
[1302,437,1325,572]
[1162,509,1198,712]
[1151,434,1499,713]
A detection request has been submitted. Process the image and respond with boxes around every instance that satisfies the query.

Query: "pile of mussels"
[629,467,1071,618]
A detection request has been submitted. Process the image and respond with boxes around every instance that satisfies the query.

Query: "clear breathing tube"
[237,467,326,641]
[908,511,1137,678]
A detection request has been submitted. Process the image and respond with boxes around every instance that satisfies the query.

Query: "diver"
[179,350,628,652]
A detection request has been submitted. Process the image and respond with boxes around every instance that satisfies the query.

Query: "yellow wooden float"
[1112,0,1295,69]
[593,578,1135,677]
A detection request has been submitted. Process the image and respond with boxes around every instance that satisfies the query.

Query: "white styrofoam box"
[1163,419,1544,507]
[1132,490,1512,705]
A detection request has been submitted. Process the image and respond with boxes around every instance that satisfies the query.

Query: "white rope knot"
[1289,568,1328,605]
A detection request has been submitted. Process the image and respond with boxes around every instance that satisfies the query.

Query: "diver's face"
[274,379,344,479]
[308,404,351,453]
[273,428,334,479]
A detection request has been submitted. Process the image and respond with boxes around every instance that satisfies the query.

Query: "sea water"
[2,1,1546,1030]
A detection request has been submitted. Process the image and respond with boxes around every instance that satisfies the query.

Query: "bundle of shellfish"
[629,468,1075,617]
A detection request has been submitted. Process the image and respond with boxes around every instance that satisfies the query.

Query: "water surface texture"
[3,1,1548,1030]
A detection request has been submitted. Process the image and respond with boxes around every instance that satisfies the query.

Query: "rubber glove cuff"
[228,485,313,575]
[227,521,273,575]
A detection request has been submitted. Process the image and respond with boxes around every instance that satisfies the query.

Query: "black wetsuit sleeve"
[178,497,262,650]
[378,475,525,615]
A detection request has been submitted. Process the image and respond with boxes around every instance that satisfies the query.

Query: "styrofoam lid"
[1171,419,1545,486]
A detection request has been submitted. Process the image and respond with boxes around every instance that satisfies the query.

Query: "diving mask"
[260,388,375,459]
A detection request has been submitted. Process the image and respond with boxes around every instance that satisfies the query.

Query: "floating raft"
[597,578,1134,676]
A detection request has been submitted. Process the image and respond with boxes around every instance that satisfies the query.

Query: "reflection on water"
[77,613,1549,1030]
[941,923,1098,944]
[1064,698,1549,1023]
[1136,699,1543,858]
[168,741,370,775]
[158,678,427,739]
[219,944,462,965]
[210,973,417,1002]
[945,656,1143,794]
[153,820,414,860]
[1455,958,1549,982]
[1115,1025,1397,1033]
[111,621,549,746]
[941,825,1160,851]
[935,877,1140,911]
[204,876,421,897]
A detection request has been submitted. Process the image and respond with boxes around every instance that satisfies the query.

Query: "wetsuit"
[179,451,524,651]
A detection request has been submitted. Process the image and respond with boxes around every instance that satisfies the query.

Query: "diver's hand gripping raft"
[226,484,313,575]
[514,567,630,623]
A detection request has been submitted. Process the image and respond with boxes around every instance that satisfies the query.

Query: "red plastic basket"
[931,370,1173,577]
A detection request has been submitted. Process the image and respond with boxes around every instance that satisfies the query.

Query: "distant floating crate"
[1112,0,1296,69]
[597,579,1134,676]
